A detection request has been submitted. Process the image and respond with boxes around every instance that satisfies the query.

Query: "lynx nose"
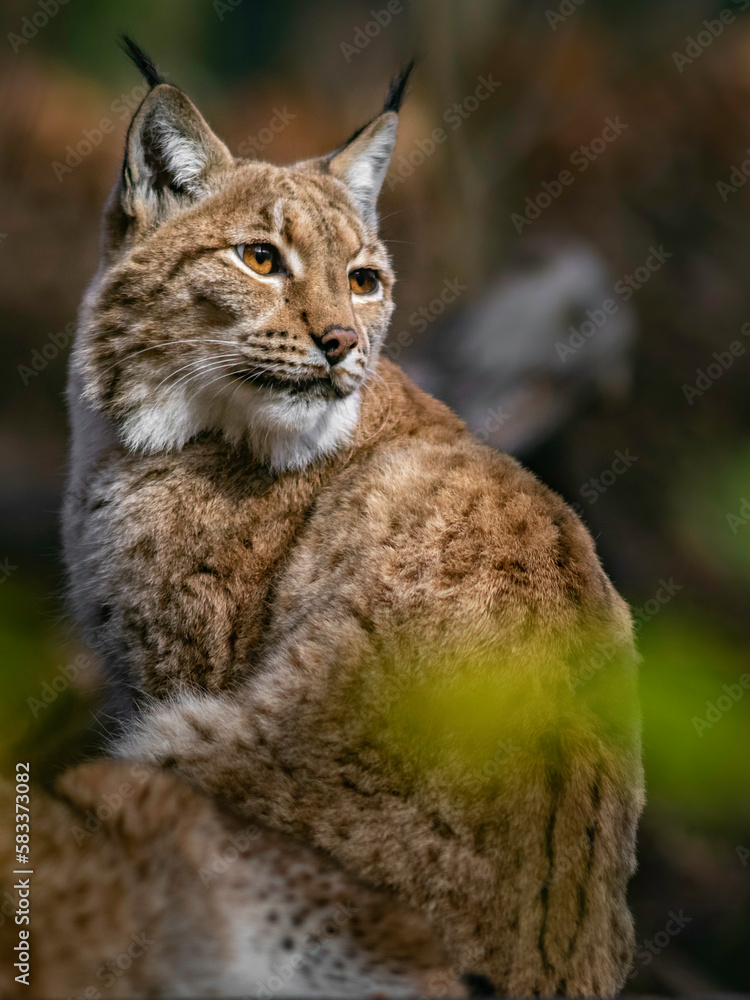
[314,326,358,365]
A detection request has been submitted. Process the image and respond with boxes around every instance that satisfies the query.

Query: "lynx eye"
[238,243,282,276]
[349,268,379,295]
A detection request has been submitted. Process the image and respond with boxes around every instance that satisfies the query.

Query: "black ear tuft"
[338,61,416,150]
[120,35,164,89]
[382,60,415,115]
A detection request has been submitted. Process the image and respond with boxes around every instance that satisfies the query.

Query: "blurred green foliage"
[640,611,750,832]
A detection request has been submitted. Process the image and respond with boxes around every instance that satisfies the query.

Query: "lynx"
[62,39,644,996]
[0,762,462,998]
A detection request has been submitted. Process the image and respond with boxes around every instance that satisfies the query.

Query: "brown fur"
[0,761,461,998]
[62,57,644,997]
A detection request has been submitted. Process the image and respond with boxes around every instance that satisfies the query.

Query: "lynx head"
[74,39,412,470]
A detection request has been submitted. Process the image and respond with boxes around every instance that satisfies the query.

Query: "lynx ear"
[327,62,414,227]
[122,84,233,217]
[117,38,232,227]
[328,114,399,227]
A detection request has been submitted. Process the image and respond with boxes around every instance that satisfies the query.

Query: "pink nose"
[314,326,358,365]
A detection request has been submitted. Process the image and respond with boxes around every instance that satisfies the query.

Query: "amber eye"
[240,243,282,275]
[349,268,379,295]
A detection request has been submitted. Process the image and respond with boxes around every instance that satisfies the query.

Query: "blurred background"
[1,0,749,992]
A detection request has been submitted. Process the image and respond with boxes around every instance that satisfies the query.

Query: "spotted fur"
[63,44,644,997]
[0,762,462,998]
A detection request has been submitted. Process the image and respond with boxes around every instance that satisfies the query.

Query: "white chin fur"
[121,381,361,472]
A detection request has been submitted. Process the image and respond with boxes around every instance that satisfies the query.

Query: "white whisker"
[198,369,253,404]
[153,354,240,394]
[168,358,244,393]
[95,339,250,378]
